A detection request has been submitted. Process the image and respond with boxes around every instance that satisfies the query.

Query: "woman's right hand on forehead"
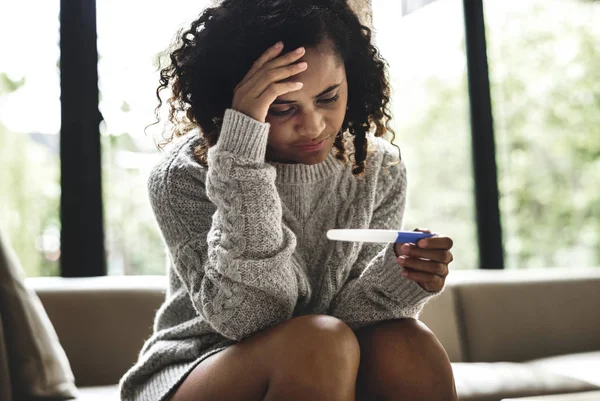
[231,41,307,123]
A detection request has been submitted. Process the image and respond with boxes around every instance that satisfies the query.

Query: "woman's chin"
[299,152,328,165]
[295,137,335,165]
[296,145,333,165]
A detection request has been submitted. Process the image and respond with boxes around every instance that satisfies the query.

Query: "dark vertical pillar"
[463,0,504,269]
[59,0,106,276]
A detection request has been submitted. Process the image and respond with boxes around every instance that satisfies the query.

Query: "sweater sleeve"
[148,109,307,341]
[328,153,440,330]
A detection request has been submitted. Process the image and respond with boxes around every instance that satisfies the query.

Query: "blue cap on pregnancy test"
[395,231,435,244]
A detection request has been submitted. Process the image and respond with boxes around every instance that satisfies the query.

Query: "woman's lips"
[296,136,329,152]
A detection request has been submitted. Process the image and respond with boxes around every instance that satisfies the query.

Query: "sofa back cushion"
[33,275,467,384]
[419,284,465,362]
[31,269,600,384]
[32,276,166,387]
[455,270,600,362]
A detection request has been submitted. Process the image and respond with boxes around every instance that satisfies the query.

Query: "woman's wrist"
[217,109,271,162]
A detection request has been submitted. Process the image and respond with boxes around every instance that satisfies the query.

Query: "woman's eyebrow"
[272,82,341,105]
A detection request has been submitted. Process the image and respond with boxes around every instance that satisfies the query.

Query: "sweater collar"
[268,149,345,184]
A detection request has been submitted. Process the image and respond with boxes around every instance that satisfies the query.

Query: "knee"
[358,318,445,360]
[356,318,457,401]
[271,314,360,368]
[266,315,360,388]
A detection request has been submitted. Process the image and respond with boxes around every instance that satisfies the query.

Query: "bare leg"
[355,318,457,401]
[170,315,360,401]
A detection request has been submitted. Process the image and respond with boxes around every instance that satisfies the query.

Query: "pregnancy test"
[326,229,435,244]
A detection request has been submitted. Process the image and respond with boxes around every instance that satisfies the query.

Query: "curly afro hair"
[154,0,400,175]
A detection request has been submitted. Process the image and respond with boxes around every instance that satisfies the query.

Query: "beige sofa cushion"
[0,231,77,400]
[74,385,119,401]
[33,276,166,387]
[503,390,600,401]
[453,362,598,401]
[454,270,600,362]
[527,351,600,387]
[419,284,465,362]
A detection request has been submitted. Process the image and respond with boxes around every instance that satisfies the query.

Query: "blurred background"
[0,0,598,277]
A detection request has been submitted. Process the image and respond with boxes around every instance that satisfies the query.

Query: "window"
[0,1,61,276]
[373,0,477,269]
[96,1,210,274]
[485,0,600,269]
[8,1,594,276]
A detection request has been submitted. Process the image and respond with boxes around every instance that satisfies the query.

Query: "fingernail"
[295,47,305,54]
[397,256,406,265]
[401,244,411,255]
[275,41,283,48]
[401,270,409,277]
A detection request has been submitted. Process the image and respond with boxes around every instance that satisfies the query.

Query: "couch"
[28,268,600,401]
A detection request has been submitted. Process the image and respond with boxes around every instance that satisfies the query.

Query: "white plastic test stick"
[326,229,434,244]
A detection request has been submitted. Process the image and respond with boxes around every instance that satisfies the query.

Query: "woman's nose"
[299,112,326,139]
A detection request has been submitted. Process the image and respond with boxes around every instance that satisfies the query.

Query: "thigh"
[169,334,270,401]
[170,314,360,401]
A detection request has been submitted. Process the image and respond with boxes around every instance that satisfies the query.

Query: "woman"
[120,1,457,400]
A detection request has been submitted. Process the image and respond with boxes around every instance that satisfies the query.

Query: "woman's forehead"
[281,46,346,86]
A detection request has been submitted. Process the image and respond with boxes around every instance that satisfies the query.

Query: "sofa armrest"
[0,311,14,401]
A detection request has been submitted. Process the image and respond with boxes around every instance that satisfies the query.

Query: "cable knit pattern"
[119,108,440,401]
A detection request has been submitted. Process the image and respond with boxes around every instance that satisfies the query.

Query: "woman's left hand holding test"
[394,229,454,293]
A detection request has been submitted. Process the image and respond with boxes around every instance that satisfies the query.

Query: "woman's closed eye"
[269,94,340,117]
[320,94,340,104]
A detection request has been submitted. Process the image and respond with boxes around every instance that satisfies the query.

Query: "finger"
[397,256,448,277]
[262,46,306,72]
[240,46,305,91]
[400,244,453,264]
[413,227,431,233]
[256,81,304,108]
[236,41,285,90]
[250,62,308,99]
[417,236,453,250]
[242,48,306,94]
[401,268,445,292]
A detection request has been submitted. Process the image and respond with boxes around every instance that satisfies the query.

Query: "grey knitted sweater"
[119,109,438,401]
